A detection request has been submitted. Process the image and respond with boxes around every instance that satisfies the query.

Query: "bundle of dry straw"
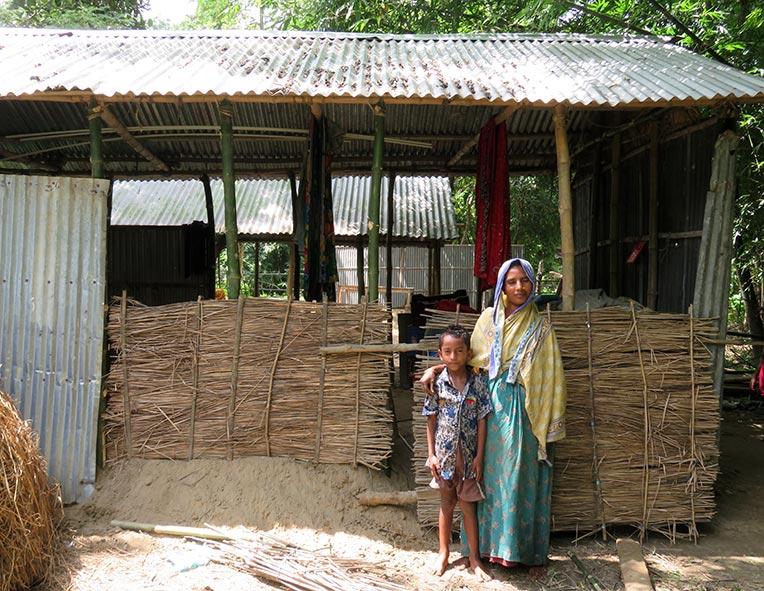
[104,296,392,469]
[0,391,62,591]
[413,306,720,541]
[205,528,410,591]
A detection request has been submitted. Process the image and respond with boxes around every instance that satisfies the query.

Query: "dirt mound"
[69,456,425,549]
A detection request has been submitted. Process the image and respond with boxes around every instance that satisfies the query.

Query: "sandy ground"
[38,394,764,591]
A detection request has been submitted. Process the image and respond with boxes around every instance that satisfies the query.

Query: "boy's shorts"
[429,475,485,503]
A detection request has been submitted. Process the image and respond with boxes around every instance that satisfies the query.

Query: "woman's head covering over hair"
[492,258,536,323]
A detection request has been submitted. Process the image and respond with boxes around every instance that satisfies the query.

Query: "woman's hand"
[418,364,445,395]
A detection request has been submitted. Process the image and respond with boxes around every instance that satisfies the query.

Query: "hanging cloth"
[301,113,340,301]
[474,119,511,292]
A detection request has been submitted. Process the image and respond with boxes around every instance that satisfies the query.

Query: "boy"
[422,324,491,580]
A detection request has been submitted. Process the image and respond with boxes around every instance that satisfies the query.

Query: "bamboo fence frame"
[412,307,720,541]
[104,297,393,469]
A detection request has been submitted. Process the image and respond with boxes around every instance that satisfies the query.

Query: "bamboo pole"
[368,103,385,303]
[433,241,442,296]
[386,172,395,306]
[120,291,132,458]
[288,171,301,301]
[89,99,104,179]
[95,105,170,172]
[265,299,291,457]
[609,132,622,298]
[111,520,232,541]
[357,235,366,298]
[320,342,437,354]
[357,491,417,506]
[201,173,216,299]
[647,123,659,309]
[227,296,245,460]
[220,100,241,299]
[188,296,203,460]
[315,295,329,462]
[354,298,368,467]
[253,242,260,296]
[588,142,602,288]
[554,105,575,311]
[447,105,517,167]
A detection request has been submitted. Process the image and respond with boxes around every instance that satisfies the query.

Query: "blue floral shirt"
[422,370,492,481]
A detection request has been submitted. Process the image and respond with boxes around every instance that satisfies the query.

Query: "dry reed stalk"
[104,298,393,469]
[0,391,63,591]
[204,526,410,591]
[412,308,720,541]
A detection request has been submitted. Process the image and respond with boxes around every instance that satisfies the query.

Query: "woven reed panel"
[413,307,719,540]
[105,297,392,469]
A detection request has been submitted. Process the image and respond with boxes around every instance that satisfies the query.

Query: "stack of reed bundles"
[0,391,62,591]
[104,297,392,469]
[412,306,720,541]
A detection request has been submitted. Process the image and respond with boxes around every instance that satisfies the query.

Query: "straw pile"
[205,527,410,591]
[412,306,720,541]
[104,297,392,468]
[0,391,62,591]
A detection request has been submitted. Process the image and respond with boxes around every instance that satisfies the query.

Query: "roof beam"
[447,106,518,168]
[93,105,170,172]
[0,147,58,172]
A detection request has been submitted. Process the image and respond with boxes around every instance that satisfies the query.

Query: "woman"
[420,258,566,570]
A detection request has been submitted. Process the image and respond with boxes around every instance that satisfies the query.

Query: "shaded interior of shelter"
[0,99,733,313]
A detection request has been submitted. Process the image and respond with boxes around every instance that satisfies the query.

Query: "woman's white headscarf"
[489,258,537,379]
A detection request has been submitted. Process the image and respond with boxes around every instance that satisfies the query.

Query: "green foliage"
[451,175,560,274]
[217,242,290,298]
[0,0,147,28]
[181,0,266,29]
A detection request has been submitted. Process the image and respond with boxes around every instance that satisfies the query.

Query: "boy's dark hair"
[438,324,471,348]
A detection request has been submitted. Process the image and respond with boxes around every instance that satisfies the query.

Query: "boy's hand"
[427,455,440,479]
[471,456,483,482]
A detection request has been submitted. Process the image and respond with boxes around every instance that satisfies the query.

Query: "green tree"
[181,0,267,29]
[0,0,148,28]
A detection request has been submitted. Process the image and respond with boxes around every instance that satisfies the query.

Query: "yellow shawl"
[470,300,566,460]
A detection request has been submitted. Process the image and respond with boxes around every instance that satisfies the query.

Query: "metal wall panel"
[0,174,108,503]
[336,244,524,307]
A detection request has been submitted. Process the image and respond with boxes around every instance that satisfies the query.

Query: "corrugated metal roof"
[0,174,108,504]
[0,29,762,107]
[111,175,457,240]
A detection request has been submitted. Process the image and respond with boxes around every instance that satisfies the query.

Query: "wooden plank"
[616,539,654,591]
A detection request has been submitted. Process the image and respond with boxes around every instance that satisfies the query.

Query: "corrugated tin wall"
[0,174,108,503]
[337,244,524,307]
[573,121,724,313]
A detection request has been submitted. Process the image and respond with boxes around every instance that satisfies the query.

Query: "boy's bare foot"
[433,551,449,576]
[470,556,492,581]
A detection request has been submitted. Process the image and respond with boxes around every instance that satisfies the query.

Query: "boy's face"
[438,334,471,373]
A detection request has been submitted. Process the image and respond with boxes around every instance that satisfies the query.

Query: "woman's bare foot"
[433,551,450,576]
[470,556,492,581]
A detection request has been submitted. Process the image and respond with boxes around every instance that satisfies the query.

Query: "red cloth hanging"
[474,119,511,292]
